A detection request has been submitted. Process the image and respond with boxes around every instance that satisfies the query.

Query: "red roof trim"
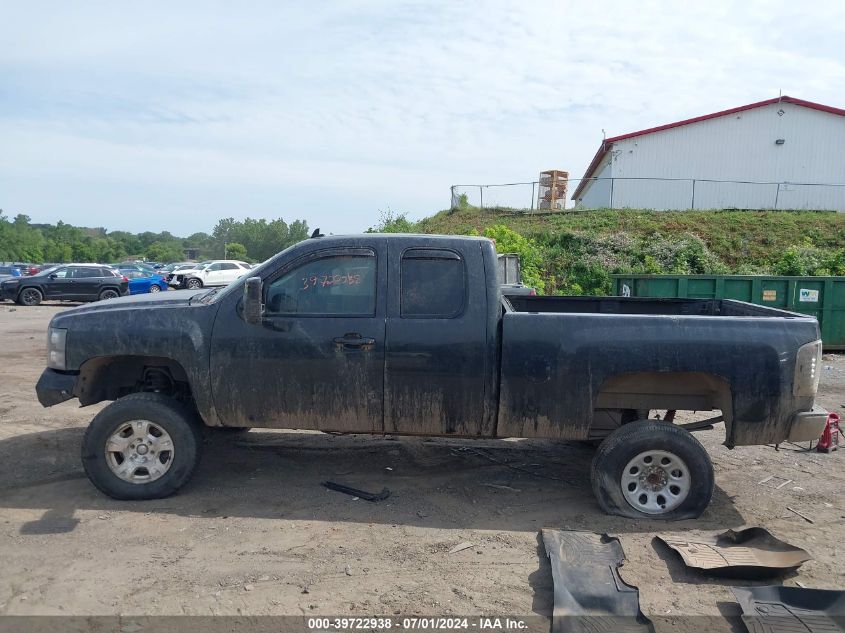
[572,96,845,199]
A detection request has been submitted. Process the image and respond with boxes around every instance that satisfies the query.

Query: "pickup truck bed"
[500,295,820,446]
[505,295,809,317]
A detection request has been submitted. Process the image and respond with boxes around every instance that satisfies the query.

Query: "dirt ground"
[0,303,843,630]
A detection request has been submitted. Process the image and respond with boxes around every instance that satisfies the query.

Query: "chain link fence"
[450,178,845,212]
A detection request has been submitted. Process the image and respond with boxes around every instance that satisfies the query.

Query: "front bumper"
[787,405,829,443]
[35,368,77,407]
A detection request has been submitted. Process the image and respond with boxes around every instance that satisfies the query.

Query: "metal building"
[572,96,845,211]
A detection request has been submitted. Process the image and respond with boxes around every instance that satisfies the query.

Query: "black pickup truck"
[36,235,827,519]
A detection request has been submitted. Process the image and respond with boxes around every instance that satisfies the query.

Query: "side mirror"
[243,276,264,325]
[49,273,57,279]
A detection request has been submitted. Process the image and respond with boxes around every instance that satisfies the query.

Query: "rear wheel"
[17,287,42,306]
[99,288,119,301]
[81,393,203,500]
[590,420,714,520]
[149,284,161,293]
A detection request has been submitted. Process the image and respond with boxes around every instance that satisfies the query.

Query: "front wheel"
[17,287,42,306]
[186,278,202,289]
[590,420,714,520]
[81,393,203,500]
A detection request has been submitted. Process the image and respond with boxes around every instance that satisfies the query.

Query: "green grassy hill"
[383,208,845,295]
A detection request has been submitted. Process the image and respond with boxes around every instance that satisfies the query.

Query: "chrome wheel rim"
[105,420,175,484]
[187,279,200,288]
[621,450,690,514]
[149,284,161,293]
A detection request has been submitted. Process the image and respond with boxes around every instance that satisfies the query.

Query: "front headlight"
[47,327,68,370]
[793,339,822,397]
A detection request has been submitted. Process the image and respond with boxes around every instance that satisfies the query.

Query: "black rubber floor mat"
[732,586,845,633]
[541,529,654,633]
[657,527,812,578]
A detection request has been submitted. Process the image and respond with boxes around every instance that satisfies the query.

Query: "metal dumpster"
[612,274,845,350]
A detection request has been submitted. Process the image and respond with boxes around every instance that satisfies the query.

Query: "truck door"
[209,245,386,432]
[384,242,492,436]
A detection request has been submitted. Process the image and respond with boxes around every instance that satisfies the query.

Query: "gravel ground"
[0,303,843,631]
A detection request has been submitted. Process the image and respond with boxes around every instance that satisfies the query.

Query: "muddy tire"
[590,420,714,520]
[17,287,42,306]
[81,393,203,500]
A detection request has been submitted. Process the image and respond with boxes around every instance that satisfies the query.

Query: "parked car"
[159,262,195,275]
[0,265,23,282]
[10,262,39,276]
[124,270,168,294]
[168,260,251,289]
[1,264,129,306]
[165,262,207,286]
[113,262,158,276]
[35,235,828,520]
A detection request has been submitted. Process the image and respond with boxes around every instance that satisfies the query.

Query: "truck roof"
[309,234,492,244]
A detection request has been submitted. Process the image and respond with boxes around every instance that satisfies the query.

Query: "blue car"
[123,270,168,294]
[0,265,23,281]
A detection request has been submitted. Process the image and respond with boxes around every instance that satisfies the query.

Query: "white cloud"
[1,0,844,233]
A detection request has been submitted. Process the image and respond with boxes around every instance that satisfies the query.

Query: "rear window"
[400,249,465,318]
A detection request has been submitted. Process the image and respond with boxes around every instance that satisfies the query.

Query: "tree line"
[0,211,310,264]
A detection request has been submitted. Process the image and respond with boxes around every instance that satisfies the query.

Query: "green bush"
[483,225,546,293]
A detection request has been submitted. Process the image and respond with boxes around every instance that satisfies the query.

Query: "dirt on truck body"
[35,234,828,519]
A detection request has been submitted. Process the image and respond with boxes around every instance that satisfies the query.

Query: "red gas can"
[817,412,840,453]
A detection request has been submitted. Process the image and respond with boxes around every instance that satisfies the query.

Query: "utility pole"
[224,242,228,259]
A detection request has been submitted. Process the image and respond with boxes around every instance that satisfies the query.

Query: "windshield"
[32,266,62,277]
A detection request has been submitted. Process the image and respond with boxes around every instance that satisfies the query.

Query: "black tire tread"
[590,419,714,520]
[81,393,203,500]
[17,287,42,306]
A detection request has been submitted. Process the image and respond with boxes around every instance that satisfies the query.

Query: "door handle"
[333,333,375,351]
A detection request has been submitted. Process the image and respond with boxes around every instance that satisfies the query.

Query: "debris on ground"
[786,506,814,523]
[542,529,653,633]
[322,481,391,502]
[656,528,811,577]
[448,542,475,555]
[732,586,845,633]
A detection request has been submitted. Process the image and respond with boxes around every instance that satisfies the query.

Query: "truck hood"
[54,289,207,317]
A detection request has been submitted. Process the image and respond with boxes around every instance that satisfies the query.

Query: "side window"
[401,249,465,318]
[265,253,376,316]
[51,268,69,279]
[207,263,223,271]
[220,263,239,271]
[74,267,102,278]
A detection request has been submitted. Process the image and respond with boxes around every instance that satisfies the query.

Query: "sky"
[2,0,844,236]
